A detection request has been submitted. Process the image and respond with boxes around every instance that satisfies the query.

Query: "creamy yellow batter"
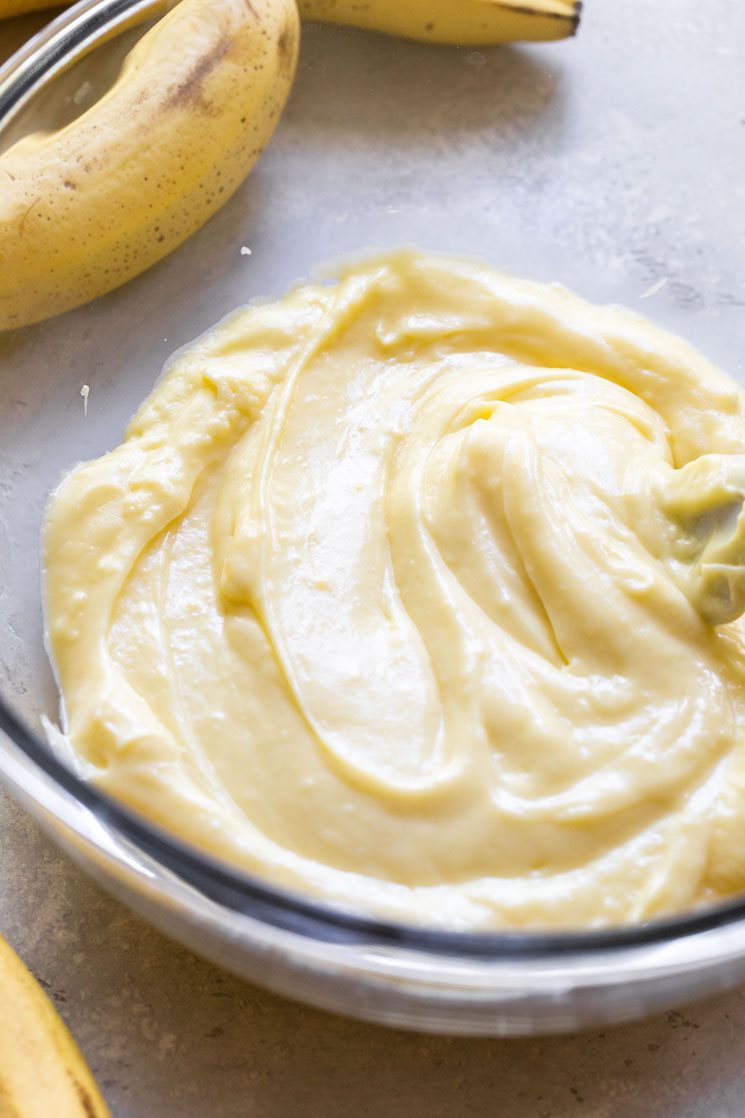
[43,250,745,929]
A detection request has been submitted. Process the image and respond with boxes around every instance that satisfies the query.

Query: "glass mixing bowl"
[2,0,745,1036]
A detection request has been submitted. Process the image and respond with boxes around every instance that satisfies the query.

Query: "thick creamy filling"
[44,249,745,929]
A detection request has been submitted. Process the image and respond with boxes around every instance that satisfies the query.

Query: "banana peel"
[0,0,59,16]
[299,0,581,44]
[0,0,299,329]
[0,931,111,1117]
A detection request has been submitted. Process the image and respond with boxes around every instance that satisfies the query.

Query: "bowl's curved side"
[3,721,745,1036]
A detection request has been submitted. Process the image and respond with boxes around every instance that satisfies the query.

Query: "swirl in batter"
[44,250,745,928]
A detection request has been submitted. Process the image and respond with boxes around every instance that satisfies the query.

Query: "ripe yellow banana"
[0,0,57,15]
[0,0,299,330]
[0,931,111,1117]
[298,0,581,43]
[1,0,582,41]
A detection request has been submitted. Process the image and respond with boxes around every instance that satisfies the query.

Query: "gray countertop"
[3,0,745,1113]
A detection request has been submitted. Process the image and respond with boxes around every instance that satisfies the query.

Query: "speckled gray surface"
[2,0,745,1112]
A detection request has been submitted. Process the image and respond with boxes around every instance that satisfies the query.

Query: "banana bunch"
[0,0,579,329]
[0,931,111,1116]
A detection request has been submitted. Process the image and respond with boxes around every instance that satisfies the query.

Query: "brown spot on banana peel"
[18,195,41,231]
[164,34,231,111]
[506,0,581,33]
[68,1071,101,1118]
[277,20,296,68]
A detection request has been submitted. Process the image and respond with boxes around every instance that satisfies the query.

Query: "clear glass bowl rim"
[5,0,745,965]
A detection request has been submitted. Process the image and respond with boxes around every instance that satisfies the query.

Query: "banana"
[0,0,299,330]
[0,931,111,1117]
[298,0,581,44]
[0,11,50,67]
[0,0,58,16]
[1,0,582,41]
